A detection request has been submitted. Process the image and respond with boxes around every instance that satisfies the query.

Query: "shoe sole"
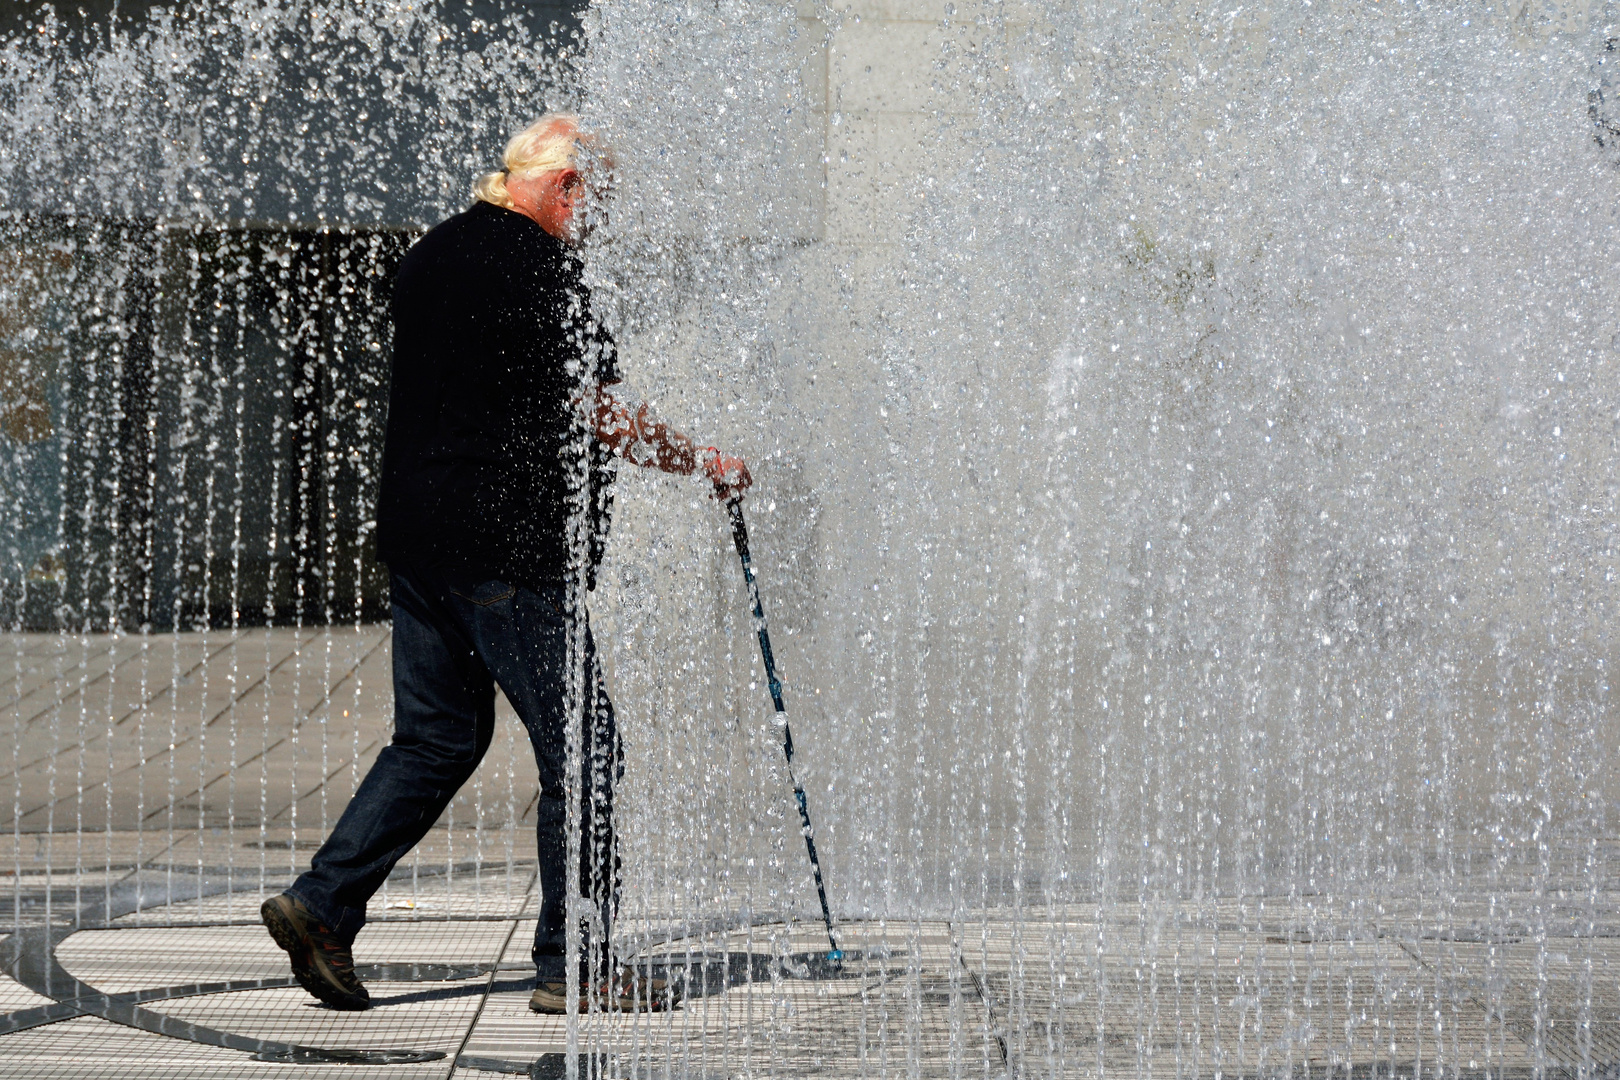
[528,993,570,1014]
[529,989,680,1014]
[261,897,370,1011]
[260,897,310,962]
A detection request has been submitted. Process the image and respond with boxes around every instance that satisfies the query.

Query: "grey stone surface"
[0,629,1615,1077]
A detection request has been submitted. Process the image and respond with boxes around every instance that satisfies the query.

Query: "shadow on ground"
[365,947,896,1008]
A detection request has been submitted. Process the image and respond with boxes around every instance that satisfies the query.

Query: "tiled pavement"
[5,878,1612,1079]
[2,630,1617,1077]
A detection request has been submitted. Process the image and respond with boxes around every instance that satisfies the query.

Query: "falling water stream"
[2,0,1619,1076]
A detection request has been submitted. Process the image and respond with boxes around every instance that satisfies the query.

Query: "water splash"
[2,0,1619,1075]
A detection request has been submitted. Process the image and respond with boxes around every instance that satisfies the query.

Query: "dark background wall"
[0,0,586,226]
[1,214,415,630]
[0,1,586,630]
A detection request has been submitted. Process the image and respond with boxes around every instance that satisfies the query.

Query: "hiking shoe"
[529,973,680,1014]
[260,893,370,1011]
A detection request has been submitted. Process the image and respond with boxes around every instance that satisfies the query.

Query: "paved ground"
[1,629,1617,1078]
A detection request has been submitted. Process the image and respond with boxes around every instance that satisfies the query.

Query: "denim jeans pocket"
[448,580,516,607]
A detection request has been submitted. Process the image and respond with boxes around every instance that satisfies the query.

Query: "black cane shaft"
[724,497,838,956]
[727,500,784,711]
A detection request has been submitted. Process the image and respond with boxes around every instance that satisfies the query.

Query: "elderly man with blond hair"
[260,114,749,1015]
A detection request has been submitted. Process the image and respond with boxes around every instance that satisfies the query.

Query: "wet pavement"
[0,629,1613,1078]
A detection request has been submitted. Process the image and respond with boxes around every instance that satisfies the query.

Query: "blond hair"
[472,113,583,208]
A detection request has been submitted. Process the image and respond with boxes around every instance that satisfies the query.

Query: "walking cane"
[720,493,841,964]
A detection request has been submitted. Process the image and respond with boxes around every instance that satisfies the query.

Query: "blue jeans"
[287,562,620,979]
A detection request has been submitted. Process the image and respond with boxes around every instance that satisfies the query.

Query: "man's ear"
[556,168,581,194]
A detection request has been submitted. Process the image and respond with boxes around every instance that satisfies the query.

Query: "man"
[259,114,750,1014]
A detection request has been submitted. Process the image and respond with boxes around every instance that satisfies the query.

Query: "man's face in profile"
[511,158,612,245]
[568,151,615,243]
